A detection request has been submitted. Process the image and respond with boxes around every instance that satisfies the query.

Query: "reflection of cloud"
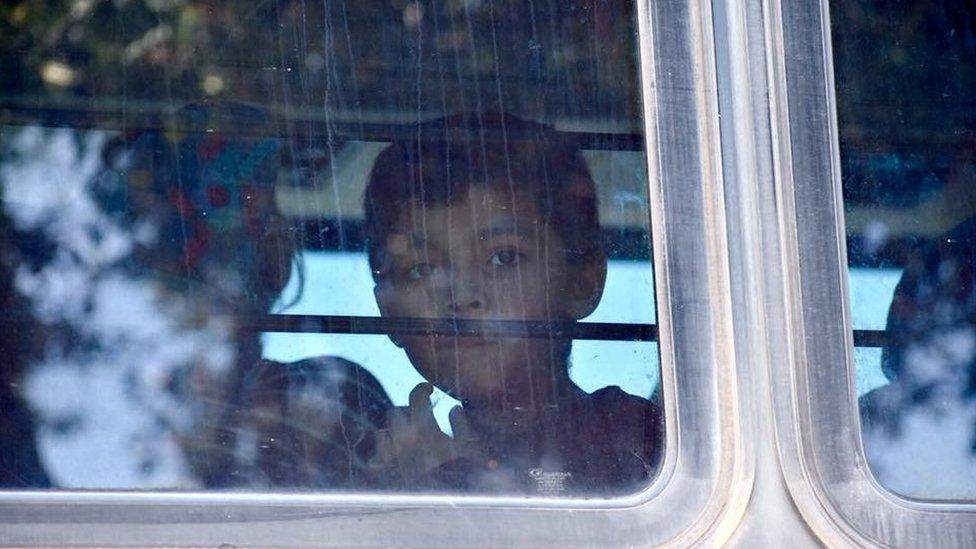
[1,128,104,229]
[862,325,976,499]
[26,361,196,489]
[864,399,976,499]
[3,128,233,488]
[902,329,975,388]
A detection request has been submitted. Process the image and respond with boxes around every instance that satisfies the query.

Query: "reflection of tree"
[860,219,976,498]
[0,206,49,487]
[2,0,641,124]
[0,102,395,488]
[833,0,976,155]
[96,103,302,487]
[833,0,976,498]
[0,126,223,487]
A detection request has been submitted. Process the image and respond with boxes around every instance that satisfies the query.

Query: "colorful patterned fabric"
[100,101,292,311]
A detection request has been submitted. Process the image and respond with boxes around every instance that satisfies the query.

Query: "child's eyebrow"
[477,218,521,240]
[383,233,429,256]
[406,232,442,253]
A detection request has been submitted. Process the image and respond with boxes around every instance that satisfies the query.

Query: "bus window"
[0,1,662,496]
[832,1,976,500]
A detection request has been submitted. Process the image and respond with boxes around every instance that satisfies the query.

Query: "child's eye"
[406,262,435,280]
[488,248,522,267]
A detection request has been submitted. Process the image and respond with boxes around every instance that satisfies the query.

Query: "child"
[363,112,664,494]
[103,102,391,488]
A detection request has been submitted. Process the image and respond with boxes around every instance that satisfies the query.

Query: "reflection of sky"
[263,251,659,433]
[848,267,903,395]
[3,127,216,488]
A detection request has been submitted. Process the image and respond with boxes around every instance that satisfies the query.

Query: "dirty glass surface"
[0,1,662,496]
[831,1,976,500]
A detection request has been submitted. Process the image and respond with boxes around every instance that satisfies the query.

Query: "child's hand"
[372,382,488,487]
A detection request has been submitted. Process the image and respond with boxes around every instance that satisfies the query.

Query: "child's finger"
[407,383,437,430]
[408,382,434,411]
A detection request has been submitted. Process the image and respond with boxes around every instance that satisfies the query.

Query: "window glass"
[832,0,976,499]
[0,1,661,496]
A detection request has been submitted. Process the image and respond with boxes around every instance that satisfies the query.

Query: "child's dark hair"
[364,112,602,280]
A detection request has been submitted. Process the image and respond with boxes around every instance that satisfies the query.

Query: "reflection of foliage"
[0,107,392,488]
[834,1,976,496]
[865,220,976,413]
[832,0,976,151]
[834,1,976,223]
[0,127,227,487]
[859,219,976,497]
[0,206,49,487]
[2,0,641,124]
[91,103,301,487]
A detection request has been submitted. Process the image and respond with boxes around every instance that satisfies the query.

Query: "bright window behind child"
[0,0,662,496]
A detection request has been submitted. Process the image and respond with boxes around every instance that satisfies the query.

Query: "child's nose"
[449,294,483,314]
[446,277,486,316]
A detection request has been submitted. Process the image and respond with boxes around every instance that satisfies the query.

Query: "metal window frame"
[767,0,976,545]
[0,0,747,545]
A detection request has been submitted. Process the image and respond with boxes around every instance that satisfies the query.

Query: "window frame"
[768,0,976,545]
[0,0,746,545]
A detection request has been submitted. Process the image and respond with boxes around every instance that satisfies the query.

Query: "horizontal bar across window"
[0,102,645,151]
[240,314,658,341]
[852,329,888,348]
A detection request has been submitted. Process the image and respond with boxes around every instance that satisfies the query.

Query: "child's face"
[374,184,605,405]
